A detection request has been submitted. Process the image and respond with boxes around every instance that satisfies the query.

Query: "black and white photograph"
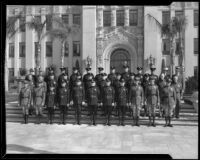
[4,3,199,159]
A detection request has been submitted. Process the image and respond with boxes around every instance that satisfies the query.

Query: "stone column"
[14,8,20,77]
[137,36,144,73]
[68,12,73,75]
[111,6,116,27]
[97,6,103,36]
[124,6,129,26]
[40,7,46,72]
[82,6,96,75]
[25,6,35,71]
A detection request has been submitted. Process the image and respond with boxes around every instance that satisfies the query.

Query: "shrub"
[185,76,198,94]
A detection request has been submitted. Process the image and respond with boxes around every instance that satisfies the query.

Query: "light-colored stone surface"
[6,122,198,158]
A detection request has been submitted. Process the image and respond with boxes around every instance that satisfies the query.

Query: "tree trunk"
[61,41,65,67]
[5,38,9,92]
[171,37,176,76]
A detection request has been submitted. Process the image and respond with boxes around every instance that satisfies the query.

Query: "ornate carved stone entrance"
[110,49,131,73]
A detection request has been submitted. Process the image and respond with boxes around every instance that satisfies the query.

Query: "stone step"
[180,109,196,113]
[6,117,198,126]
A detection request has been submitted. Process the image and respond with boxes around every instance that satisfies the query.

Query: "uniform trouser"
[35,105,43,115]
[75,104,81,123]
[59,105,67,123]
[175,99,181,117]
[22,105,29,115]
[89,105,97,124]
[119,105,126,124]
[47,107,54,122]
[164,104,174,117]
[147,104,156,117]
[131,104,141,119]
[105,105,113,123]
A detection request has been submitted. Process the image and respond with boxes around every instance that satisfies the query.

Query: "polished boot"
[168,117,173,127]
[23,115,26,124]
[37,115,40,124]
[164,117,168,127]
[148,116,152,126]
[152,116,156,127]
[136,117,140,126]
[26,115,28,124]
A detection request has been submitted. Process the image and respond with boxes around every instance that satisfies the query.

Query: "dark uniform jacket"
[47,80,57,92]
[46,89,56,108]
[99,79,106,98]
[45,73,57,83]
[83,73,94,90]
[33,85,46,106]
[136,73,143,85]
[162,85,176,107]
[108,73,117,86]
[145,84,160,105]
[19,87,32,106]
[158,79,166,103]
[102,86,115,106]
[71,85,85,105]
[150,74,159,85]
[95,73,103,88]
[69,73,78,90]
[121,72,130,88]
[171,82,182,101]
[57,87,70,106]
[86,86,100,106]
[116,86,128,106]
[129,85,144,105]
[25,74,36,85]
[57,74,67,88]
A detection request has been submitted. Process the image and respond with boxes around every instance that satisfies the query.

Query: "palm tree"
[26,15,53,74]
[146,13,187,76]
[44,16,80,68]
[6,12,23,91]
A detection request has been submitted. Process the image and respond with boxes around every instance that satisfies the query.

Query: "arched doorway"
[110,49,131,73]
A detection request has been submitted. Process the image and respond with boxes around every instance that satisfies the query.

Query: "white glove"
[126,103,129,106]
[100,102,103,106]
[70,101,73,105]
[112,103,114,106]
[82,101,85,106]
[129,103,131,106]
[67,104,69,107]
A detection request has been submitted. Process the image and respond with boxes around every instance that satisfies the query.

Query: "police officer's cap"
[130,73,135,76]
[86,67,91,71]
[120,78,125,83]
[73,67,78,71]
[29,68,34,72]
[150,64,156,70]
[144,73,149,77]
[137,67,143,71]
[135,76,141,81]
[48,67,54,71]
[60,66,66,71]
[123,65,129,68]
[110,66,115,70]
[98,67,104,71]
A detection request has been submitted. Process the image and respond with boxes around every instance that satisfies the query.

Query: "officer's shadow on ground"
[7,144,57,154]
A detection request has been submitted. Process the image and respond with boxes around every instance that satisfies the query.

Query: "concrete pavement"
[6,122,198,159]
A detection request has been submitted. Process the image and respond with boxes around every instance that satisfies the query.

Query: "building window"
[103,11,111,27]
[8,68,14,83]
[35,42,39,58]
[175,39,181,55]
[19,42,25,57]
[34,15,41,23]
[194,38,198,55]
[129,10,138,26]
[162,39,170,55]
[194,66,198,78]
[9,43,14,58]
[62,14,69,24]
[64,41,69,57]
[73,14,80,25]
[19,16,25,32]
[73,41,80,56]
[8,17,15,30]
[175,10,183,18]
[162,11,170,25]
[46,42,52,57]
[117,10,124,26]
[194,10,199,26]
[46,15,52,31]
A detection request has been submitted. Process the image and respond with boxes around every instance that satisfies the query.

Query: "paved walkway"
[6,122,198,159]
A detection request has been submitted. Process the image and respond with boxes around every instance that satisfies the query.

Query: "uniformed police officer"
[83,66,94,92]
[36,70,47,94]
[70,79,85,125]
[99,73,107,116]
[44,66,57,83]
[121,65,130,89]
[113,73,121,116]
[116,78,128,126]
[158,73,166,117]
[95,67,104,89]
[19,80,32,124]
[86,79,100,125]
[163,67,170,79]
[58,67,67,89]
[25,68,37,84]
[172,74,183,119]
[108,66,117,87]
[127,73,136,92]
[162,77,176,127]
[69,67,79,92]
[145,76,160,127]
[129,76,144,126]
[175,66,184,99]
[46,83,57,124]
[102,78,115,126]
[142,73,150,117]
[136,67,143,85]
[33,80,46,124]
[150,64,159,85]
[57,80,70,124]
